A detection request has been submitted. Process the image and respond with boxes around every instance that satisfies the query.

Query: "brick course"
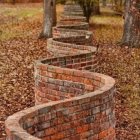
[5,4,116,140]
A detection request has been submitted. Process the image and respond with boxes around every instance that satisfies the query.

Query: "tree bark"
[53,0,57,26]
[102,0,106,7]
[40,0,54,38]
[93,0,100,15]
[114,0,118,11]
[122,0,140,47]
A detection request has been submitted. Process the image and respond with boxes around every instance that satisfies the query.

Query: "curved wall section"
[6,72,116,140]
[5,3,116,140]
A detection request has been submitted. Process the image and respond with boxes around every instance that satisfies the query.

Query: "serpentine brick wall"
[5,4,116,140]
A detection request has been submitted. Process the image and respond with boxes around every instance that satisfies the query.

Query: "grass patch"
[0,4,63,41]
[0,4,43,40]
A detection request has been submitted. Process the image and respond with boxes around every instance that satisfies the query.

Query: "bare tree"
[122,0,140,47]
[75,0,100,22]
[102,0,106,7]
[53,0,57,26]
[93,0,100,15]
[40,0,56,38]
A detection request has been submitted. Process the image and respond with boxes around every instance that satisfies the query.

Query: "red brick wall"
[5,72,116,140]
[35,62,101,104]
[5,4,116,140]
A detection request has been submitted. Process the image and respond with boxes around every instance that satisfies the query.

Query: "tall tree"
[40,0,56,38]
[12,0,16,4]
[53,0,57,26]
[92,0,100,15]
[102,0,107,7]
[75,0,100,22]
[122,0,140,47]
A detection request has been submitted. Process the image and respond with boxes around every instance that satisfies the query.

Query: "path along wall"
[5,4,116,140]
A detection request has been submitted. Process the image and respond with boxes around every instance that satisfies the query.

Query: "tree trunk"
[102,0,106,7]
[12,0,16,4]
[93,0,100,15]
[119,0,123,6]
[122,0,140,47]
[53,0,57,26]
[40,0,54,38]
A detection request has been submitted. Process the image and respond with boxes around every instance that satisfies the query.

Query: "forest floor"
[0,3,140,140]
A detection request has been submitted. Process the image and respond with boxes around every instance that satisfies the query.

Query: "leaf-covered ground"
[0,4,140,140]
[90,8,140,140]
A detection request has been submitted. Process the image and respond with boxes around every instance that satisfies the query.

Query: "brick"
[38,122,50,130]
[55,67,64,74]
[51,132,65,140]
[36,130,45,138]
[45,127,57,136]
[76,124,89,133]
[80,131,92,138]
[45,113,52,121]
[85,116,95,124]
[99,130,108,139]
[88,134,98,140]
[92,106,100,114]
[39,106,52,114]
[69,135,80,140]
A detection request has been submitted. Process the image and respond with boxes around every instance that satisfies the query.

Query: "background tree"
[12,0,16,4]
[56,0,66,4]
[53,0,57,26]
[102,0,107,7]
[122,0,140,47]
[40,0,56,38]
[92,0,100,15]
[74,0,100,22]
